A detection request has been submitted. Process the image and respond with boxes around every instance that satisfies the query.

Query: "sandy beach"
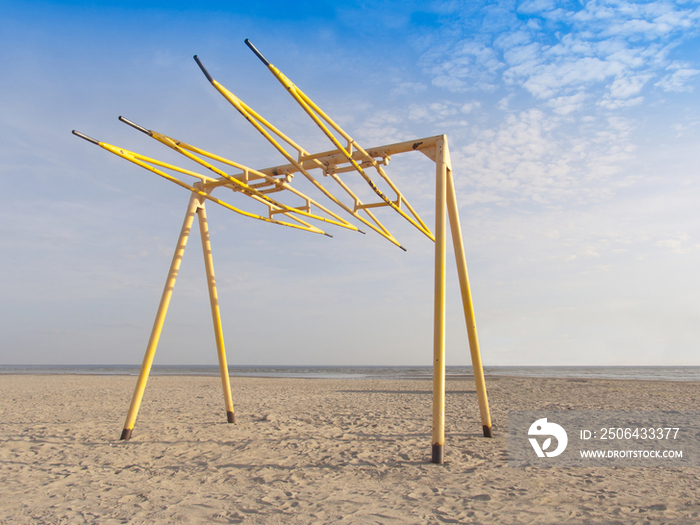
[1,374,699,524]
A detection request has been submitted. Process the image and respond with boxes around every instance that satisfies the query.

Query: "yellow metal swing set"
[73,39,493,464]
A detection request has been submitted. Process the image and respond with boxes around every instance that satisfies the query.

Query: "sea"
[0,365,699,381]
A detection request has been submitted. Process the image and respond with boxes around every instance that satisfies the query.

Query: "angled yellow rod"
[161,141,357,230]
[190,145,354,228]
[243,39,434,242]
[194,57,401,248]
[325,171,392,236]
[119,192,200,439]
[197,200,235,424]
[117,117,358,233]
[109,144,328,236]
[292,86,433,239]
[72,131,329,237]
[117,148,217,183]
[445,163,492,438]
[193,56,405,250]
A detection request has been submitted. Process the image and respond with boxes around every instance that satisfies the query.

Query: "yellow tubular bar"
[232,97,307,157]
[265,63,434,241]
[197,201,236,424]
[432,136,448,464]
[142,128,357,232]
[326,172,392,236]
[445,165,492,437]
[121,192,200,439]
[180,142,354,225]
[98,142,328,236]
[205,77,404,249]
[155,139,358,230]
[361,158,432,236]
[125,149,217,183]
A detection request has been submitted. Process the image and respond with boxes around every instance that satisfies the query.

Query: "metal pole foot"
[431,444,444,464]
[227,411,235,424]
[120,428,133,440]
[483,425,493,438]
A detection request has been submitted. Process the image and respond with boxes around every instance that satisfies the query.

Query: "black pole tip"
[358,229,367,235]
[193,55,214,83]
[431,443,444,464]
[244,39,270,66]
[324,232,334,238]
[483,425,493,438]
[399,245,407,252]
[227,411,235,424]
[120,428,133,440]
[118,116,152,136]
[72,130,100,145]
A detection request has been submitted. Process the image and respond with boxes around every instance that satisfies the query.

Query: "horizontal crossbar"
[201,135,442,191]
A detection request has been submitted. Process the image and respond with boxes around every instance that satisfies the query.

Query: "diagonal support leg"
[120,193,199,440]
[196,199,236,424]
[445,163,493,438]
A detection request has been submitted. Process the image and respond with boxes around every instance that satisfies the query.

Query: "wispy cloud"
[656,61,700,91]
[408,0,700,215]
[656,233,694,254]
[423,0,700,105]
[452,109,635,207]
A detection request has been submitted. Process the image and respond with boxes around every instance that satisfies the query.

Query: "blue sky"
[1,0,699,366]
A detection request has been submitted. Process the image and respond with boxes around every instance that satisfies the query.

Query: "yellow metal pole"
[432,135,448,464]
[117,117,357,233]
[191,58,405,249]
[120,193,199,440]
[98,141,329,236]
[445,165,493,438]
[243,40,434,241]
[195,197,235,424]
